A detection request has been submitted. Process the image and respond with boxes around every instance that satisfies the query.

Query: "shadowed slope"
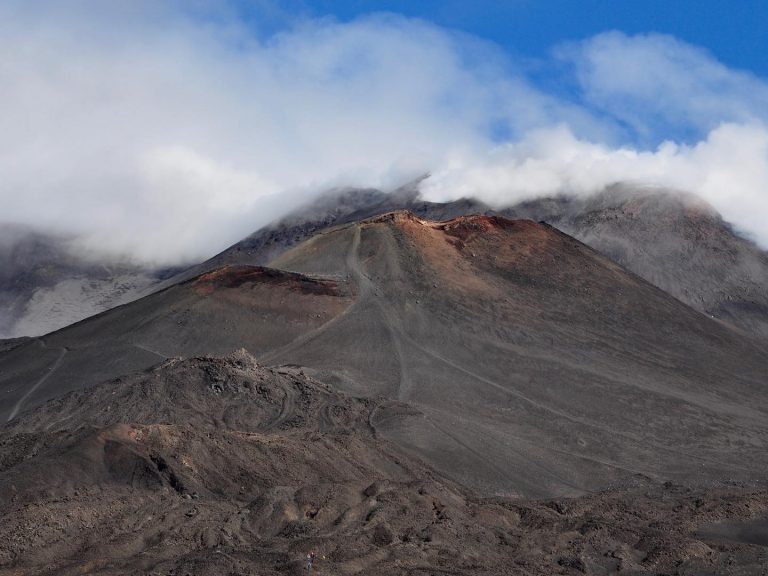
[504,185,768,340]
[0,224,174,339]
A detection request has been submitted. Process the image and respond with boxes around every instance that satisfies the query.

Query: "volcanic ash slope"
[2,351,767,575]
[1,212,767,500]
[267,212,768,496]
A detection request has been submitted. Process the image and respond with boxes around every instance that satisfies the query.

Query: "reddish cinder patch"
[366,210,424,226]
[365,211,541,241]
[193,265,341,296]
[439,215,538,241]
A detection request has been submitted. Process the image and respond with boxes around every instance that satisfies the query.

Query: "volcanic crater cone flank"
[268,211,768,497]
[504,185,768,340]
[1,212,768,502]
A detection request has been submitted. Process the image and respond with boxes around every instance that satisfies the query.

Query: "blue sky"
[215,0,768,149]
[1,1,768,262]
[240,0,768,77]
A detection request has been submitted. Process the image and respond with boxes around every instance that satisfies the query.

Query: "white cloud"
[559,31,768,141]
[423,31,768,246]
[1,5,767,263]
[421,122,768,245]
[1,4,544,264]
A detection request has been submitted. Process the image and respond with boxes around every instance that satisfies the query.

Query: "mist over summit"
[3,2,768,265]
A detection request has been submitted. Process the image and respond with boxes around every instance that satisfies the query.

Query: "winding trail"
[257,225,362,366]
[318,400,337,432]
[261,374,297,431]
[132,343,168,360]
[259,225,411,400]
[344,226,410,400]
[7,339,67,422]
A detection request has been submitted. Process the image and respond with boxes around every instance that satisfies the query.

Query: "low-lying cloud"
[1,2,768,264]
[424,31,768,244]
[422,122,768,244]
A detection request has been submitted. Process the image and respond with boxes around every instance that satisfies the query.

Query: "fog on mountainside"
[0,224,180,339]
[4,3,768,264]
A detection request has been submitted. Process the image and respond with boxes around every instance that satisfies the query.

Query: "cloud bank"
[422,123,768,244]
[1,2,768,264]
[423,32,768,243]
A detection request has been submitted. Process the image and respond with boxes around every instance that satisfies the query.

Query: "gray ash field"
[1,212,768,575]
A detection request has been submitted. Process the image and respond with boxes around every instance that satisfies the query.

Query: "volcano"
[8,183,768,349]
[2,212,767,496]
[2,211,768,574]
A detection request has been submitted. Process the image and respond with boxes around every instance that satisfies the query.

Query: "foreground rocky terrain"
[1,351,766,575]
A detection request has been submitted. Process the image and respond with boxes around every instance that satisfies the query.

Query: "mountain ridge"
[6,183,768,344]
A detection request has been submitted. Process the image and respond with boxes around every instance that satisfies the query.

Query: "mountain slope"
[2,213,766,500]
[267,212,768,496]
[504,185,768,339]
[0,224,176,338]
